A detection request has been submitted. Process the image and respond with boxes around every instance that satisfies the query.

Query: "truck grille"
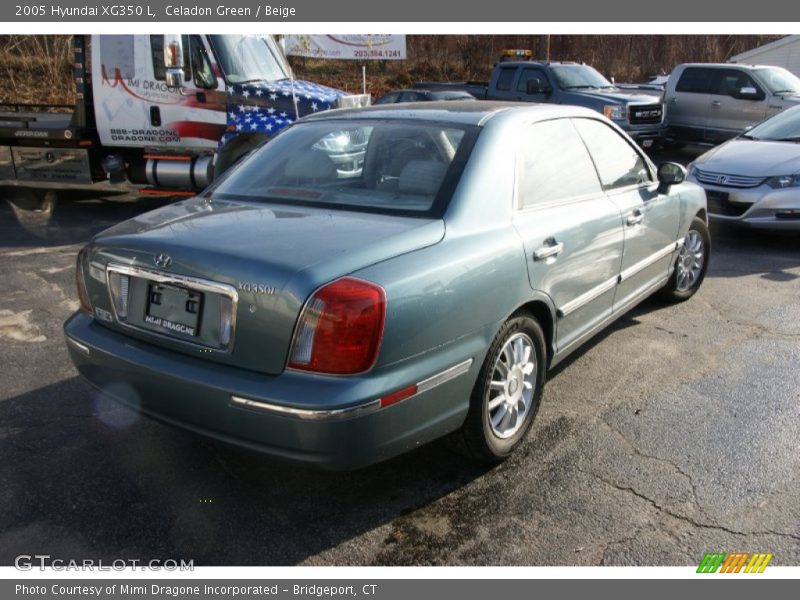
[695,169,765,188]
[628,104,663,125]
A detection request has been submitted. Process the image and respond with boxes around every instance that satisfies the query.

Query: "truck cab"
[664,62,800,146]
[0,35,369,194]
[487,62,665,148]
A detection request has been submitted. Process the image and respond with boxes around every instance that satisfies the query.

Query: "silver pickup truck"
[663,62,800,147]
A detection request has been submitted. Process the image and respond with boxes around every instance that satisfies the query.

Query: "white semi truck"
[0,35,368,197]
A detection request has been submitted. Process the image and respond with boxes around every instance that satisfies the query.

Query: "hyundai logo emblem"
[716,175,728,184]
[154,253,172,268]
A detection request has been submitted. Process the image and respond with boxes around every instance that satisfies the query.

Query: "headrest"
[398,161,448,196]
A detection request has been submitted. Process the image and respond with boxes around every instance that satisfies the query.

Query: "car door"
[572,118,681,311]
[512,118,625,353]
[665,67,713,142]
[705,68,768,142]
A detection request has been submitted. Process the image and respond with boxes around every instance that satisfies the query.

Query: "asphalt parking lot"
[1,148,799,566]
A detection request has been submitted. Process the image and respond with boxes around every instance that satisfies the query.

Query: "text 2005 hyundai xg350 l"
[64,102,709,469]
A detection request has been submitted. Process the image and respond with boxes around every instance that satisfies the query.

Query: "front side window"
[573,118,651,191]
[517,68,549,93]
[713,69,761,98]
[518,119,602,208]
[150,35,217,89]
[208,119,478,217]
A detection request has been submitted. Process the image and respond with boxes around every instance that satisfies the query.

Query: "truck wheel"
[660,216,710,302]
[214,134,269,179]
[454,315,547,463]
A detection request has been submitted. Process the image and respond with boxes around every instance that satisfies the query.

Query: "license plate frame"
[144,283,203,338]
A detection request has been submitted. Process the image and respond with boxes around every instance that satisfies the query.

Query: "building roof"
[730,35,800,62]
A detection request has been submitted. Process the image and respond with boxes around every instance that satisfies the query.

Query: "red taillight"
[289,277,386,375]
[75,246,92,313]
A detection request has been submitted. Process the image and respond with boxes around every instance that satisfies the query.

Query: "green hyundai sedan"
[64,102,709,468]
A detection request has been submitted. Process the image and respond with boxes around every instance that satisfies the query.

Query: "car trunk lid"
[89,198,444,374]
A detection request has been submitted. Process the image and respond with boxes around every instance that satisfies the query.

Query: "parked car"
[416,61,665,148]
[687,104,800,229]
[374,88,476,104]
[64,102,709,469]
[663,63,800,147]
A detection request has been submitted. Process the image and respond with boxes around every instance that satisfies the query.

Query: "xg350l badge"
[238,281,276,295]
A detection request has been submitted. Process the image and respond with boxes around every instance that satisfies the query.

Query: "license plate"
[144,283,202,337]
[706,190,729,213]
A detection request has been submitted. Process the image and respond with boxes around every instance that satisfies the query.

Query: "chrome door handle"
[711,100,722,108]
[534,239,564,261]
[627,211,643,226]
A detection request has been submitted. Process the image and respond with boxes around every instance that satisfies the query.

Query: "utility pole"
[539,34,551,60]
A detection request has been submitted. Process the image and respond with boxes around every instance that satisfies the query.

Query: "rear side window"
[573,119,651,191]
[675,67,715,93]
[518,119,602,208]
[495,68,517,91]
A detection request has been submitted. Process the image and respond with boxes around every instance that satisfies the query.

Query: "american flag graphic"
[220,79,345,148]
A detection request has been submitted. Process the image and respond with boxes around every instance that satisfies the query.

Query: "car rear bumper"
[64,312,479,469]
[687,177,800,230]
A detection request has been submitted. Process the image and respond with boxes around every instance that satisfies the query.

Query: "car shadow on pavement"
[706,221,800,281]
[0,375,491,566]
[0,187,172,248]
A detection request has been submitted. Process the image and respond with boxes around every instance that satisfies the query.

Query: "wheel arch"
[510,297,556,367]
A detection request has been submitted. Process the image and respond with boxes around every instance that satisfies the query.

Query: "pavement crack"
[599,419,701,508]
[585,469,800,542]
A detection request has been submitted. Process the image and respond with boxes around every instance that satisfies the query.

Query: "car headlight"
[766,175,800,189]
[603,104,627,120]
[686,162,696,177]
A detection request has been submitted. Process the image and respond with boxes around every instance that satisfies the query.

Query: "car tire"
[454,314,547,464]
[660,216,710,302]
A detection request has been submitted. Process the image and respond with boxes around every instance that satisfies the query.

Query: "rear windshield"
[207,119,479,217]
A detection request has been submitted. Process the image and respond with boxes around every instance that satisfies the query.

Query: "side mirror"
[526,79,552,95]
[163,34,184,88]
[657,162,686,194]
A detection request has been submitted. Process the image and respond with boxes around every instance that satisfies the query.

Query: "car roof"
[301,101,597,127]
[677,62,781,70]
